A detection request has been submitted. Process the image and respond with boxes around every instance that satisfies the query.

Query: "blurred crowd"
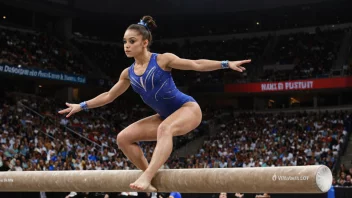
[2,24,351,87]
[0,92,351,188]
[262,28,348,81]
[0,27,87,75]
[336,164,352,187]
[168,110,351,176]
[0,92,207,173]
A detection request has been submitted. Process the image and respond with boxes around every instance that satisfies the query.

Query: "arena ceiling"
[0,0,337,16]
[73,0,333,15]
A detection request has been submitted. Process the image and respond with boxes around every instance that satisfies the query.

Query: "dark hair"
[127,15,157,49]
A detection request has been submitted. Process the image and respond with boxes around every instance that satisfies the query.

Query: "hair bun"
[141,15,157,31]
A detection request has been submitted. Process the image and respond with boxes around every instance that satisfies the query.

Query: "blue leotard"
[128,53,196,119]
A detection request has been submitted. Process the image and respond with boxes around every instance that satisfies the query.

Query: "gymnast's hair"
[127,15,157,49]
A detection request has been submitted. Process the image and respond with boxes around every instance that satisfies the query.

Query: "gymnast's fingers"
[58,108,71,114]
[239,66,246,71]
[66,109,75,118]
[233,66,243,72]
[240,59,251,65]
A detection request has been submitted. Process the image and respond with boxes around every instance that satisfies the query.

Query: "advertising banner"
[0,64,86,84]
[225,77,352,93]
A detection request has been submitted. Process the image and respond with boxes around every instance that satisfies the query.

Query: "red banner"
[225,77,352,93]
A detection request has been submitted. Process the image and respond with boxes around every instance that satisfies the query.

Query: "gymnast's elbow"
[100,92,114,105]
[104,95,112,104]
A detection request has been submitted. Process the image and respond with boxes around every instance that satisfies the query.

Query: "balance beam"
[0,165,332,193]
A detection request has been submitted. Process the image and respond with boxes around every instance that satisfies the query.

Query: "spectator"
[343,175,352,187]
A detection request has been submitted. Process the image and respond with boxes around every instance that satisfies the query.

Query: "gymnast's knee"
[116,133,139,149]
[157,123,174,138]
[116,133,128,148]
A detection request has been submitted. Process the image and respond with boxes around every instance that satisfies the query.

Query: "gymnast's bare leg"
[129,102,202,191]
[116,114,162,172]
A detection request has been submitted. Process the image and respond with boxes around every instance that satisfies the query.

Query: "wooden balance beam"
[0,165,332,193]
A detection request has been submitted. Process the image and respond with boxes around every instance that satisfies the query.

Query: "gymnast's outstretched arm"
[158,53,251,72]
[58,68,130,117]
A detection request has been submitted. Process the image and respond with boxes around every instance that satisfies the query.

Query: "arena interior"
[0,0,352,198]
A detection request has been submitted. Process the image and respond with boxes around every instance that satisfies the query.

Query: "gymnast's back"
[128,53,195,119]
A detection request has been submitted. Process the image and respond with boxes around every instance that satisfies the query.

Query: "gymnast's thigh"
[117,114,163,143]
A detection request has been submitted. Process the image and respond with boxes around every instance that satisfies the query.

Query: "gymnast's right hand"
[58,102,82,118]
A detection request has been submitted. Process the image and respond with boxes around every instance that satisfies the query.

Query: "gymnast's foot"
[130,173,157,192]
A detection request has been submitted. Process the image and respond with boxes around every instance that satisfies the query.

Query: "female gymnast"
[58,15,251,192]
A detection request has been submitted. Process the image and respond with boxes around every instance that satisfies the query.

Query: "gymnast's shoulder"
[156,52,197,71]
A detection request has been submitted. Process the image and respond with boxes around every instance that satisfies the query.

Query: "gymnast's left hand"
[229,59,251,72]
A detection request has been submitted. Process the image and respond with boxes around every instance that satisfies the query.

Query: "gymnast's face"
[123,29,148,58]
